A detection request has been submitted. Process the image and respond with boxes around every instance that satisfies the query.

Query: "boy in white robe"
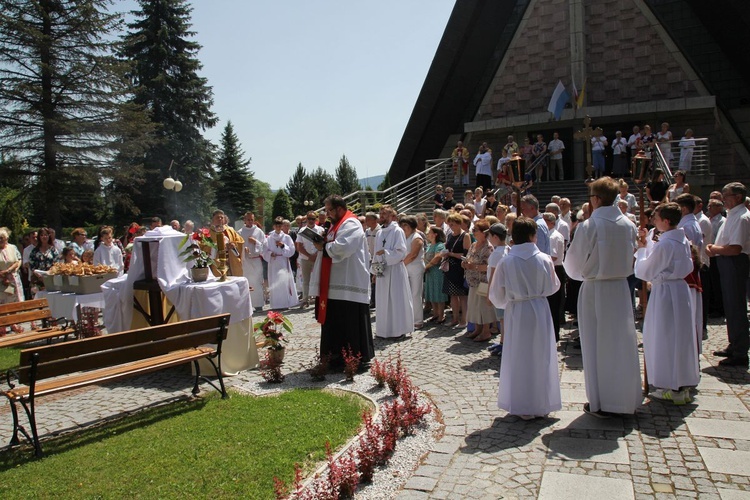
[262,217,297,310]
[239,212,266,311]
[489,217,561,419]
[373,205,414,339]
[564,177,643,417]
[635,203,699,404]
[93,227,124,276]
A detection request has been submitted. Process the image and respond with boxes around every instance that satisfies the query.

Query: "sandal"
[473,332,492,342]
[436,317,446,324]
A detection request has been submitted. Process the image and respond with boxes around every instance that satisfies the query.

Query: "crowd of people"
[1,173,748,423]
[452,122,699,194]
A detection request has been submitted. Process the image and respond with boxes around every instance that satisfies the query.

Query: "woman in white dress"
[400,216,425,329]
[262,217,298,310]
[0,227,24,334]
[656,122,674,165]
[678,129,696,171]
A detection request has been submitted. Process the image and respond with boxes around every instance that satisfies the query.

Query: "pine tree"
[119,0,218,223]
[286,163,317,216]
[335,155,360,196]
[271,189,293,221]
[0,0,151,230]
[215,121,255,221]
[310,167,340,208]
[377,172,391,191]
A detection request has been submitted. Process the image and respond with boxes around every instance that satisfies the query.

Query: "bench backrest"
[18,314,230,384]
[0,299,53,329]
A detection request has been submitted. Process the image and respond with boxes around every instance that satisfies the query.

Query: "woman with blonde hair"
[462,220,496,341]
[0,227,24,334]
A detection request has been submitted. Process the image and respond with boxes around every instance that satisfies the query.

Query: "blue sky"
[115,0,456,189]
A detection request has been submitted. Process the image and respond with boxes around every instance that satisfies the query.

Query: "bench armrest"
[4,368,19,390]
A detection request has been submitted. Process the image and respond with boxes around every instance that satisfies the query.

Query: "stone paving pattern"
[2,305,750,499]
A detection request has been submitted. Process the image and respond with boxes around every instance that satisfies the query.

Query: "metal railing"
[331,158,454,215]
[655,137,710,176]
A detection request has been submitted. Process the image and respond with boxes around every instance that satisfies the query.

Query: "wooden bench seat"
[0,299,76,349]
[1,314,230,457]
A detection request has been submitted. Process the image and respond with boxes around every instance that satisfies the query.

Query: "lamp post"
[163,160,184,217]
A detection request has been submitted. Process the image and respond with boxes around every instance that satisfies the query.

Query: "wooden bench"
[1,313,230,457]
[0,299,76,349]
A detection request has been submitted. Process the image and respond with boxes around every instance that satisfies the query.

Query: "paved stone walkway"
[2,305,750,499]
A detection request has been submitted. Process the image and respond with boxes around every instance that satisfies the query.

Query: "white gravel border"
[231,370,443,499]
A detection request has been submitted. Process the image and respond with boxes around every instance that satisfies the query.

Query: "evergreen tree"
[286,163,317,216]
[0,0,151,230]
[271,189,293,221]
[335,155,360,196]
[120,0,218,223]
[377,172,391,191]
[215,121,255,221]
[309,167,340,208]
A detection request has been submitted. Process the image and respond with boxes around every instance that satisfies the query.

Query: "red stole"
[315,210,357,324]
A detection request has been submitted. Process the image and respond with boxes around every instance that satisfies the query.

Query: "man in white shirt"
[546,202,570,246]
[564,177,642,416]
[591,129,608,179]
[707,199,726,317]
[560,198,573,228]
[473,144,493,192]
[695,196,713,337]
[239,212,267,311]
[706,182,750,367]
[548,132,565,181]
[675,194,703,249]
[544,212,566,341]
[627,125,641,155]
[296,211,325,308]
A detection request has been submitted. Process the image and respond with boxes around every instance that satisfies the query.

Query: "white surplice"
[93,243,124,276]
[373,221,414,338]
[563,205,643,414]
[262,230,297,309]
[635,228,699,390]
[239,224,266,310]
[489,242,561,416]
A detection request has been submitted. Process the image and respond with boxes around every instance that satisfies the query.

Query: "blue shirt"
[534,214,551,255]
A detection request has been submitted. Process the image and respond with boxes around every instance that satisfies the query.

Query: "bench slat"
[0,299,48,315]
[0,328,76,349]
[0,309,55,328]
[19,314,229,367]
[19,328,225,384]
[5,347,215,400]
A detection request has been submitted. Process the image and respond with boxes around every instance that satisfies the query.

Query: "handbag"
[476,282,489,297]
[439,258,449,272]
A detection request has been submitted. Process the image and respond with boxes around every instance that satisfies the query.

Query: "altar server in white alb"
[262,216,297,310]
[489,217,561,419]
[564,177,642,417]
[372,205,414,339]
[93,226,124,276]
[635,203,699,405]
[239,212,266,311]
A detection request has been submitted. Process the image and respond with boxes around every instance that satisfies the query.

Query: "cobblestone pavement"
[2,305,750,500]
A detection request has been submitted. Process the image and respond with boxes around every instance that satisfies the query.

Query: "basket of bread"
[44,263,119,294]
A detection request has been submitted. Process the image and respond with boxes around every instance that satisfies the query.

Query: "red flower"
[268,311,284,324]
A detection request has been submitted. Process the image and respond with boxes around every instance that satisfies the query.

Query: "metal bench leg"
[202,355,228,399]
[19,398,42,458]
[191,360,201,396]
[8,400,20,446]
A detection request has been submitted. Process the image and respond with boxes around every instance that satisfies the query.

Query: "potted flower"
[254,311,292,363]
[179,228,217,282]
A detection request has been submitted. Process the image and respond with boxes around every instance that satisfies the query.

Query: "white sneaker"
[650,388,668,400]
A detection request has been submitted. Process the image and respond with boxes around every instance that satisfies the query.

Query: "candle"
[215,227,225,255]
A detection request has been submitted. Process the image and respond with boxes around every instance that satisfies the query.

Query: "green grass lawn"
[0,389,368,499]
[0,346,21,372]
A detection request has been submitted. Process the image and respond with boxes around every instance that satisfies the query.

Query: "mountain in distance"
[358,174,385,190]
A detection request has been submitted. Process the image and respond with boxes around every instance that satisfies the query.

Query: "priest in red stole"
[311,195,374,370]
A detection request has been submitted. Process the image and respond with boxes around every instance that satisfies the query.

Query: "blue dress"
[424,242,448,303]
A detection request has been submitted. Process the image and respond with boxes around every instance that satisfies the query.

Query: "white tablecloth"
[35,290,105,321]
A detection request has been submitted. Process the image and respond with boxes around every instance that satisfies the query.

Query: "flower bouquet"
[179,228,217,268]
[254,311,292,351]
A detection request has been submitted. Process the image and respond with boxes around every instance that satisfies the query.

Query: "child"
[93,226,125,276]
[634,203,698,405]
[489,217,561,419]
[486,223,508,356]
[433,185,445,210]
[81,249,94,265]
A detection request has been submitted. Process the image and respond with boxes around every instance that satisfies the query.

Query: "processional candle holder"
[509,152,526,190]
[632,149,652,185]
[214,230,229,282]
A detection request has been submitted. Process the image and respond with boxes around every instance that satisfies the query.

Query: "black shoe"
[583,402,612,419]
[719,357,749,368]
[713,349,732,357]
